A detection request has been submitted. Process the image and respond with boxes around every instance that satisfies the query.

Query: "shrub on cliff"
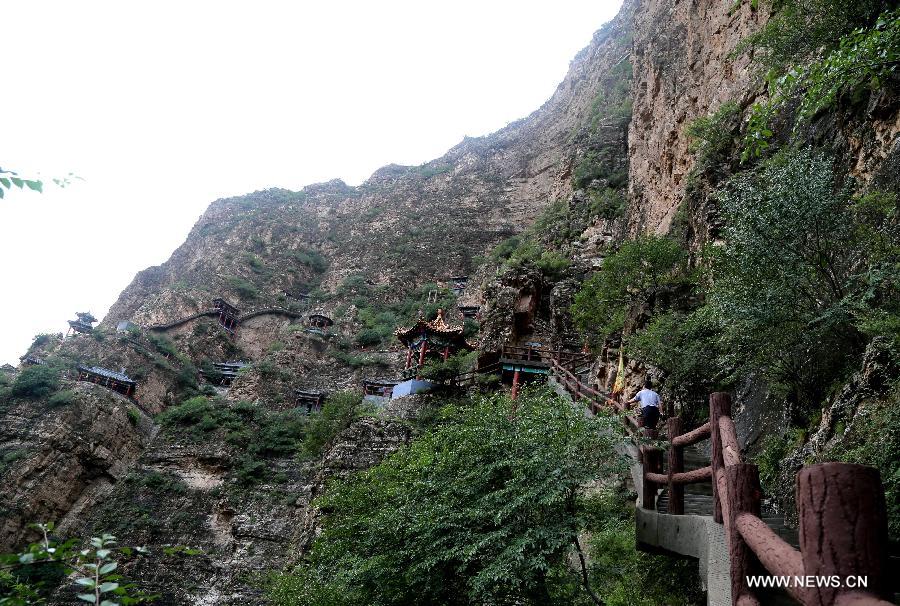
[300,392,369,460]
[270,388,631,606]
[707,148,897,417]
[10,366,60,400]
[572,235,691,341]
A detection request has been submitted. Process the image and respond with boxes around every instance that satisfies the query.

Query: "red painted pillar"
[443,346,449,361]
[405,348,413,369]
[416,341,428,380]
[511,368,521,400]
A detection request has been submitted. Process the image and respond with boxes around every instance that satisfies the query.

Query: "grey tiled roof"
[78,365,135,384]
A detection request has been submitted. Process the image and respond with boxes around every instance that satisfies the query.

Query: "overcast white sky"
[1,0,623,365]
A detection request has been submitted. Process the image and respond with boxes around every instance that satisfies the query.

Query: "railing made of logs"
[637,393,892,606]
[500,345,592,370]
[548,358,641,433]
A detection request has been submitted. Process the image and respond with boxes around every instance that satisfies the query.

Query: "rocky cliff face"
[628,0,767,235]
[2,0,898,602]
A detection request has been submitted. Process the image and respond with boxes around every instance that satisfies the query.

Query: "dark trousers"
[640,406,660,430]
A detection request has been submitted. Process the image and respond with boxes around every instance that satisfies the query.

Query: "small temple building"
[295,389,327,414]
[213,298,240,332]
[395,309,474,375]
[19,355,46,367]
[305,312,334,334]
[77,365,137,397]
[448,275,468,296]
[200,361,247,386]
[67,312,97,336]
[458,305,480,320]
[362,378,401,403]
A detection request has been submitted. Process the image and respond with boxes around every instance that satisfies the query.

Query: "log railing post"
[667,416,685,515]
[797,463,890,605]
[710,392,731,524]
[724,463,762,605]
[641,446,663,510]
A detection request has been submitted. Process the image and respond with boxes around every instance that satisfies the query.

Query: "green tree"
[572,236,690,342]
[269,388,627,606]
[709,148,895,418]
[300,392,369,459]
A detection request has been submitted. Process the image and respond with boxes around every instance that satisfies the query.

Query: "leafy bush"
[269,388,626,606]
[47,390,76,408]
[572,236,691,341]
[419,351,477,383]
[708,148,889,417]
[289,248,328,273]
[300,392,369,459]
[738,4,899,161]
[10,366,60,400]
[226,276,259,299]
[588,188,626,220]
[686,101,740,174]
[573,152,627,190]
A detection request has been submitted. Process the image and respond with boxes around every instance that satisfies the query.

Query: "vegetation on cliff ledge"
[268,389,702,606]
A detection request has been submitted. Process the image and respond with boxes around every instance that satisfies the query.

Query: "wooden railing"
[637,393,892,606]
[548,358,640,433]
[500,345,592,370]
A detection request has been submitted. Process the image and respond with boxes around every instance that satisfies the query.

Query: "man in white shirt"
[627,379,661,430]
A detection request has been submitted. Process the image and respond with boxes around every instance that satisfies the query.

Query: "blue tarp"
[391,379,435,399]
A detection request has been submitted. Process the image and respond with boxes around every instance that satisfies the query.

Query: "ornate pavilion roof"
[394,309,474,349]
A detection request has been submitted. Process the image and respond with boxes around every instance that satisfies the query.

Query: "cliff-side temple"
[200,361,248,386]
[213,298,240,332]
[305,312,334,335]
[77,365,137,398]
[395,309,473,375]
[67,312,97,336]
[295,389,326,414]
[458,305,479,320]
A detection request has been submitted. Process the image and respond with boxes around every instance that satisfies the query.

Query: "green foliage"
[754,429,804,498]
[572,236,691,341]
[243,253,267,274]
[708,148,898,417]
[47,390,76,408]
[686,101,741,174]
[483,201,575,278]
[736,0,890,75]
[416,163,453,178]
[0,449,28,475]
[573,152,627,190]
[300,392,369,459]
[418,351,477,383]
[0,523,156,605]
[226,276,259,299]
[588,188,626,220]
[126,406,141,427]
[824,388,900,540]
[288,248,328,273]
[0,168,43,200]
[581,489,705,606]
[627,307,733,420]
[10,366,60,400]
[269,389,627,606]
[158,397,306,485]
[739,4,899,161]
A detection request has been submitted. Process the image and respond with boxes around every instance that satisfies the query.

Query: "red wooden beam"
[671,421,711,447]
[709,392,731,523]
[667,417,685,515]
[719,416,742,467]
[797,463,891,605]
